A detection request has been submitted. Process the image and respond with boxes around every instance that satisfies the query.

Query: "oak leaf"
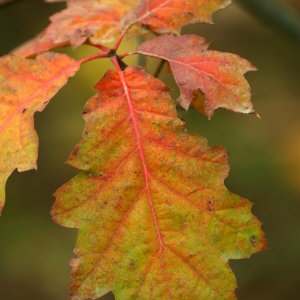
[137,34,256,118]
[0,52,79,213]
[52,66,266,299]
[13,0,138,57]
[121,0,231,34]
[42,0,137,49]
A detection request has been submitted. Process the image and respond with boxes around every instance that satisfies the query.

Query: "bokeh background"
[0,0,300,299]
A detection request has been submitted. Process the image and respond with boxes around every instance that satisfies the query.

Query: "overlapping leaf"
[0,52,79,213]
[52,66,266,299]
[121,0,231,34]
[13,0,137,57]
[137,34,256,118]
[43,0,137,48]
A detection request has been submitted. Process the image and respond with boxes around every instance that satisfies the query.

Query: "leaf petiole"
[113,30,127,52]
[76,51,111,65]
[83,41,111,52]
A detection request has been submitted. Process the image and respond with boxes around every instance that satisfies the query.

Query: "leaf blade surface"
[43,0,137,49]
[137,34,256,117]
[52,66,266,299]
[121,0,231,34]
[0,52,79,213]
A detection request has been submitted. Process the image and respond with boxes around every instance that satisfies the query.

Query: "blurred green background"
[0,0,300,299]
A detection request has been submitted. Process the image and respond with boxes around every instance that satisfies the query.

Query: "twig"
[153,59,166,78]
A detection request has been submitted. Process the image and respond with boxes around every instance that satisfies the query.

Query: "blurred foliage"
[0,0,300,299]
[236,0,300,43]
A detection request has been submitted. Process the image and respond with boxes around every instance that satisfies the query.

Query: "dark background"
[0,0,300,299]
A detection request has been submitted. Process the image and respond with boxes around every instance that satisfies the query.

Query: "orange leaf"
[121,0,231,34]
[137,34,257,118]
[13,33,69,58]
[0,52,80,213]
[52,66,266,299]
[41,0,137,49]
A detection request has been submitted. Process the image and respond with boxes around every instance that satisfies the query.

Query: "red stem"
[113,30,127,52]
[119,51,136,59]
[110,54,165,249]
[76,51,111,65]
[84,41,111,52]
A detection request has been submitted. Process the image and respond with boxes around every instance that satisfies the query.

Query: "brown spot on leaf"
[250,235,256,246]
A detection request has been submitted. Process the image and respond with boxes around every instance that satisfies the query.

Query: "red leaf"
[41,0,137,49]
[0,52,79,213]
[122,0,231,34]
[137,34,256,118]
[52,66,266,299]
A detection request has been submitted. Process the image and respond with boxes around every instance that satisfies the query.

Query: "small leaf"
[0,52,80,213]
[121,0,231,34]
[137,34,256,118]
[52,66,266,300]
[41,0,137,49]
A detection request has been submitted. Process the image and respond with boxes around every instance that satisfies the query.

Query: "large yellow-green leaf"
[0,52,79,213]
[52,66,266,299]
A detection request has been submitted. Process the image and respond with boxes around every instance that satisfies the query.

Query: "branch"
[153,59,166,78]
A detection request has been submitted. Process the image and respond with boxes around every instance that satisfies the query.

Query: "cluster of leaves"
[0,0,267,299]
